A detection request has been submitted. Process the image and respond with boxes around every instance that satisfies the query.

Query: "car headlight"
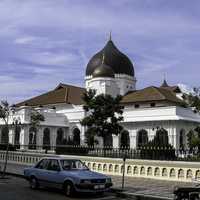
[106,178,112,183]
[80,179,91,184]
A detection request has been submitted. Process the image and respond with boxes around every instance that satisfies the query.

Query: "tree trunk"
[1,125,9,178]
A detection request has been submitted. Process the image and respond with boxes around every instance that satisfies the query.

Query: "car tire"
[29,177,39,190]
[63,181,75,197]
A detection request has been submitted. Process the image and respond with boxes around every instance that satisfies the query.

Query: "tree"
[0,101,12,178]
[187,128,200,151]
[81,89,124,147]
[0,103,45,178]
[29,109,45,149]
[183,87,200,112]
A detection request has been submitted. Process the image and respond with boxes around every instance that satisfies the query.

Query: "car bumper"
[75,183,113,193]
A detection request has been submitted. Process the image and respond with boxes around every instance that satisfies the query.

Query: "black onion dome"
[86,40,134,77]
[92,63,114,78]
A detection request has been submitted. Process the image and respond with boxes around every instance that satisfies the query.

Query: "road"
[0,176,119,200]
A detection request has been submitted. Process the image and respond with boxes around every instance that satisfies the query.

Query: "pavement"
[0,161,198,200]
[0,176,119,200]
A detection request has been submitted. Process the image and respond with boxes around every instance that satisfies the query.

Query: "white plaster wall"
[85,74,136,96]
[86,77,120,97]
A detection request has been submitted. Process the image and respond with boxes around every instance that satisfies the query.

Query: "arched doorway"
[137,129,148,147]
[120,130,130,148]
[28,127,37,149]
[14,126,21,149]
[43,128,50,150]
[56,128,64,146]
[1,126,9,144]
[72,128,80,145]
[179,129,186,149]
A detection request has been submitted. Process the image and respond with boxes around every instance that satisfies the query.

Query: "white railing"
[1,150,200,182]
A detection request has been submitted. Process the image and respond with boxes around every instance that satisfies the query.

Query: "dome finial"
[109,31,112,41]
[102,53,105,64]
[161,73,169,87]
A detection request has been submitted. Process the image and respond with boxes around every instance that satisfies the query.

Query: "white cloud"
[14,36,36,44]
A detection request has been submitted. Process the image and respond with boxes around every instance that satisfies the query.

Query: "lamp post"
[121,153,126,190]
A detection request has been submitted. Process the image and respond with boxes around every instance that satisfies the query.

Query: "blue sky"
[0,0,200,103]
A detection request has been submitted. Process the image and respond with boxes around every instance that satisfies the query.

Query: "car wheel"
[29,177,39,189]
[64,182,75,197]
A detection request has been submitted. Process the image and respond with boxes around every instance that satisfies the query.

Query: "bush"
[139,144,176,160]
[0,143,16,151]
[55,138,89,155]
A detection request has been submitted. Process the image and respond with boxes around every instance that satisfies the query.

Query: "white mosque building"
[1,37,200,150]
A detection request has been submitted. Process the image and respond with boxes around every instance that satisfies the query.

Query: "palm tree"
[0,101,12,178]
[29,109,45,149]
[0,102,45,178]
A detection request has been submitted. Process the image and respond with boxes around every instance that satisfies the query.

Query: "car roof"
[40,157,80,161]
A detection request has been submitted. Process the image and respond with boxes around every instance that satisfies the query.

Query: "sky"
[0,0,200,103]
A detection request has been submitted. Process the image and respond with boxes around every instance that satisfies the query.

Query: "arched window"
[179,129,186,149]
[56,128,64,146]
[14,126,21,149]
[1,126,9,144]
[72,128,80,145]
[120,130,130,149]
[155,128,169,146]
[29,127,36,149]
[137,129,148,147]
[43,128,50,150]
[103,134,113,148]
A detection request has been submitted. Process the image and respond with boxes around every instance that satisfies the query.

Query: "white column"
[80,126,85,145]
[113,135,119,148]
[37,127,43,149]
[9,128,14,144]
[20,126,28,149]
[130,129,137,149]
[51,127,57,147]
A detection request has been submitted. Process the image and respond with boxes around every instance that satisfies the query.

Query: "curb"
[0,171,24,179]
[114,191,173,200]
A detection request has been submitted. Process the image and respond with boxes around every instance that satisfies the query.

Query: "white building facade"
[0,38,200,150]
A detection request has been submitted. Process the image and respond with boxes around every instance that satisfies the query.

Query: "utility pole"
[122,154,126,190]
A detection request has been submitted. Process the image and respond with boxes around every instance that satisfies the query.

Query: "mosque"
[1,37,200,150]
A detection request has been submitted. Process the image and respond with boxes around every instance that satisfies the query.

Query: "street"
[0,176,119,200]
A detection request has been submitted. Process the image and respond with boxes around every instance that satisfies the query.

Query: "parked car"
[173,186,200,200]
[24,157,113,196]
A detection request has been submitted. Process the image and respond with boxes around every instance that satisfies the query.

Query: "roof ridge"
[64,87,68,103]
[157,87,181,102]
[150,86,167,100]
[55,83,85,90]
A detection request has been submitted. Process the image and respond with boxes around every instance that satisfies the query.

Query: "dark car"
[24,157,112,197]
[174,186,200,200]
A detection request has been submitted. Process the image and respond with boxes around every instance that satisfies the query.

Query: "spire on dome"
[161,79,169,87]
[102,53,105,64]
[109,31,112,41]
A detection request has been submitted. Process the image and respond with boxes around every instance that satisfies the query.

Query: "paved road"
[0,176,118,200]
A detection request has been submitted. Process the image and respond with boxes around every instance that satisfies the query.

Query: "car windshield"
[60,159,88,170]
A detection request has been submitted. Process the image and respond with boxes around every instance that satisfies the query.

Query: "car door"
[45,159,63,189]
[34,159,50,186]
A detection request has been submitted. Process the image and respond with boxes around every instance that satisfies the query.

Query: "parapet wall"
[0,151,200,182]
